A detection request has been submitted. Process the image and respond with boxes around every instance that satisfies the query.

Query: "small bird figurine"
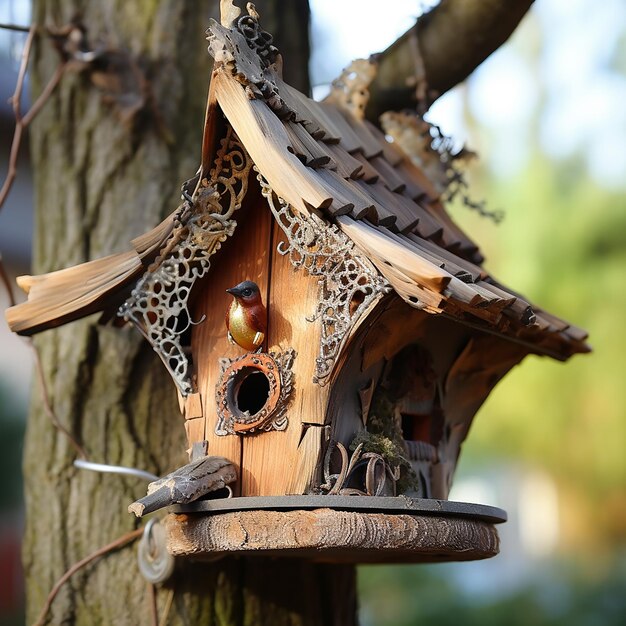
[225,280,267,352]
[128,455,237,517]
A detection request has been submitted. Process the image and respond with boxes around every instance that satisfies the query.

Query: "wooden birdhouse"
[6,2,589,564]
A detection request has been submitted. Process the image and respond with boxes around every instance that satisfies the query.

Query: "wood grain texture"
[223,557,356,626]
[215,72,332,214]
[326,294,517,501]
[338,217,451,291]
[185,417,206,451]
[7,250,143,334]
[285,424,328,494]
[433,334,528,497]
[240,221,330,496]
[128,456,236,517]
[14,58,588,358]
[191,190,273,489]
[166,509,500,563]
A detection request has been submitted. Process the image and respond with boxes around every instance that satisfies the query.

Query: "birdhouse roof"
[199,12,588,361]
[5,5,589,363]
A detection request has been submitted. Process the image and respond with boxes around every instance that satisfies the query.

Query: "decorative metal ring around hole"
[216,352,282,433]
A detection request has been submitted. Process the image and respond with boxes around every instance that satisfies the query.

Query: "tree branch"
[365,0,534,121]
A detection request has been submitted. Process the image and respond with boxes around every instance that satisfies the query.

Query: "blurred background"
[0,0,624,624]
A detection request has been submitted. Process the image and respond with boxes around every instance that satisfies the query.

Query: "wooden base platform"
[166,496,505,564]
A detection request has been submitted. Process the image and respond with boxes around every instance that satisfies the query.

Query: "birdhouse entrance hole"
[215,351,291,434]
[229,368,270,417]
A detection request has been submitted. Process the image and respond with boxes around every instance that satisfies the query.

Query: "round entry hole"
[231,368,270,416]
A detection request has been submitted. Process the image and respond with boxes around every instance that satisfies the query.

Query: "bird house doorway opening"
[231,368,270,417]
[215,351,291,435]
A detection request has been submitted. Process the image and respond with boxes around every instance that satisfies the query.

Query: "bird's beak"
[226,287,239,297]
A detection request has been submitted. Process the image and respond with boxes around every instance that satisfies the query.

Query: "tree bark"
[366,0,534,121]
[23,1,356,625]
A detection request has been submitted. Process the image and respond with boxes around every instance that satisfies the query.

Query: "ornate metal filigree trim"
[234,5,279,70]
[207,5,292,118]
[380,111,502,224]
[380,110,453,195]
[215,348,295,436]
[257,174,390,385]
[118,128,253,395]
[320,441,399,497]
[325,58,378,120]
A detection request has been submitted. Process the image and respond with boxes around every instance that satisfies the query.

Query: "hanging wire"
[74,459,159,482]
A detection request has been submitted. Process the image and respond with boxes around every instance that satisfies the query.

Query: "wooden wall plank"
[241,222,330,496]
[285,425,327,494]
[191,190,273,495]
[185,418,206,455]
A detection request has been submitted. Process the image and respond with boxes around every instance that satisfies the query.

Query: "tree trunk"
[24,1,356,625]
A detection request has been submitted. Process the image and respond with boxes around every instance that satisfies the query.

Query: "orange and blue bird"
[225,280,267,352]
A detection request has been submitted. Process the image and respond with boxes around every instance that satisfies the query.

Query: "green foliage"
[350,431,409,468]
[359,555,626,626]
[0,384,26,513]
[448,156,626,507]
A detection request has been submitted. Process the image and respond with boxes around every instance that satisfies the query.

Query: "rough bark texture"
[22,1,354,625]
[366,0,534,121]
[256,0,311,95]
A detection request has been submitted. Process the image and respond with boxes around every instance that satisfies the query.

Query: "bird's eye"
[242,288,252,297]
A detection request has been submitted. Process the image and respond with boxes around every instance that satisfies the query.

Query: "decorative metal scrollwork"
[207,5,292,119]
[257,174,390,385]
[235,5,279,70]
[215,348,295,436]
[320,441,399,497]
[118,128,253,395]
[325,58,378,120]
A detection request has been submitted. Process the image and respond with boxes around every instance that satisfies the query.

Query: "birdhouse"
[6,2,589,564]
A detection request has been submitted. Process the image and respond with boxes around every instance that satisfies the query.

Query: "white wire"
[73,459,159,482]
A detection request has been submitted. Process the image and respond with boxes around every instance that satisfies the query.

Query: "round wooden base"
[166,497,505,564]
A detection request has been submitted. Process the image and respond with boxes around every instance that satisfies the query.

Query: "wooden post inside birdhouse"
[5,1,589,565]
